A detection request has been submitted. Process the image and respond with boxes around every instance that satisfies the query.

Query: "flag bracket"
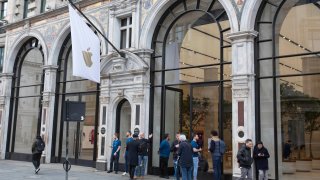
[68,0,124,58]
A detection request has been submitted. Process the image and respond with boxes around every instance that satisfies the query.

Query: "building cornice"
[3,0,109,31]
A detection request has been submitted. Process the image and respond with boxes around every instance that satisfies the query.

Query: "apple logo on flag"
[82,48,93,67]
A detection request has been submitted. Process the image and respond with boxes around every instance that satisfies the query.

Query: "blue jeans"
[192,157,199,180]
[125,152,129,173]
[180,166,192,180]
[212,156,222,180]
[135,155,148,176]
[173,160,180,180]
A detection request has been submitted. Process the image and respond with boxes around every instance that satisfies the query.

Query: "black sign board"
[65,101,86,121]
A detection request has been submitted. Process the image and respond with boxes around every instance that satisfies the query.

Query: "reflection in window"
[0,47,4,72]
[0,1,7,19]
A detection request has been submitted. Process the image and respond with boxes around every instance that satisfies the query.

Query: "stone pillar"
[41,65,58,163]
[227,31,258,178]
[0,73,14,159]
[96,80,110,171]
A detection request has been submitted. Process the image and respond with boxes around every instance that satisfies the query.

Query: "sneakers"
[122,172,127,176]
[35,168,40,174]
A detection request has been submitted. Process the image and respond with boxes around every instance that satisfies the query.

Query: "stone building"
[0,0,319,179]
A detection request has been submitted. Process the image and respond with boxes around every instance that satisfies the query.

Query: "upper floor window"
[40,0,46,13]
[120,17,132,49]
[0,47,4,72]
[0,0,7,19]
[23,0,29,19]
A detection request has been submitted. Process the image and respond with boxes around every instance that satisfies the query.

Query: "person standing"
[237,139,254,180]
[191,134,202,180]
[178,134,193,180]
[171,132,181,180]
[31,135,45,174]
[135,132,152,179]
[127,134,140,180]
[123,131,133,176]
[253,141,270,180]
[283,140,292,160]
[159,133,170,179]
[108,133,121,174]
[209,130,226,180]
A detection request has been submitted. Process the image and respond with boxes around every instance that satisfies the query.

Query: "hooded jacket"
[253,145,270,170]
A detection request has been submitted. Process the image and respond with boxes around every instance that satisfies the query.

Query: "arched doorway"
[256,0,320,179]
[7,38,44,160]
[52,34,99,167]
[150,0,232,177]
[116,99,132,167]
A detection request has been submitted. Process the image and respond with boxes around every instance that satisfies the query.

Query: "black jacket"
[237,145,253,168]
[31,138,44,154]
[253,146,270,170]
[170,140,179,160]
[127,139,140,166]
[178,141,193,168]
[138,138,151,156]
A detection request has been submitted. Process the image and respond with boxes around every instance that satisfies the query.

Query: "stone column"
[96,79,110,171]
[226,30,258,178]
[0,73,14,159]
[41,65,58,163]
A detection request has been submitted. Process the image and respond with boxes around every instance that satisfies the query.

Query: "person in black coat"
[31,135,45,174]
[253,141,270,180]
[127,133,140,180]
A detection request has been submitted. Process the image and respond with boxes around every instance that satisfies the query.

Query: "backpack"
[219,141,226,155]
[209,140,215,153]
[37,140,45,152]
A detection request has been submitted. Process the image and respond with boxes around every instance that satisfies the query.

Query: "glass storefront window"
[257,1,320,178]
[151,0,232,176]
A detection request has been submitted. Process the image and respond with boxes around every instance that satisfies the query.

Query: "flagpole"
[68,0,123,57]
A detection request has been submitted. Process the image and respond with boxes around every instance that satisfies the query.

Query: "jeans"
[173,160,180,180]
[212,156,222,180]
[160,156,169,177]
[129,165,136,179]
[239,167,252,180]
[135,155,148,176]
[109,154,119,172]
[32,153,42,169]
[125,152,129,173]
[180,166,193,180]
[192,157,199,180]
[258,170,268,180]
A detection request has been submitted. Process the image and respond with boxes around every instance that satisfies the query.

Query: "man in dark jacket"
[171,132,180,180]
[178,134,193,180]
[127,134,140,180]
[31,135,45,174]
[135,132,152,178]
[253,141,270,180]
[237,139,253,180]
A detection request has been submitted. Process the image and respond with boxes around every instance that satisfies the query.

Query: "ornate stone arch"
[139,0,239,49]
[240,0,263,31]
[4,30,48,73]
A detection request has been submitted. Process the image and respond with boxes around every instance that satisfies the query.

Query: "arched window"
[256,1,320,178]
[52,34,99,166]
[150,0,232,175]
[8,38,44,158]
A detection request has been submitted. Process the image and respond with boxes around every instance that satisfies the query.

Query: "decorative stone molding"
[108,0,138,16]
[42,65,58,71]
[132,94,144,103]
[100,96,110,104]
[42,92,55,108]
[232,88,249,98]
[226,30,258,41]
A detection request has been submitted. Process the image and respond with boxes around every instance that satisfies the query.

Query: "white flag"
[68,4,100,83]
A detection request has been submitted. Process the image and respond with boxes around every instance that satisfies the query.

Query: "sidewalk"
[0,160,160,180]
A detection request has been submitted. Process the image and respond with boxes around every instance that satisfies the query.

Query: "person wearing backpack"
[135,132,152,179]
[31,135,45,174]
[209,130,225,180]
